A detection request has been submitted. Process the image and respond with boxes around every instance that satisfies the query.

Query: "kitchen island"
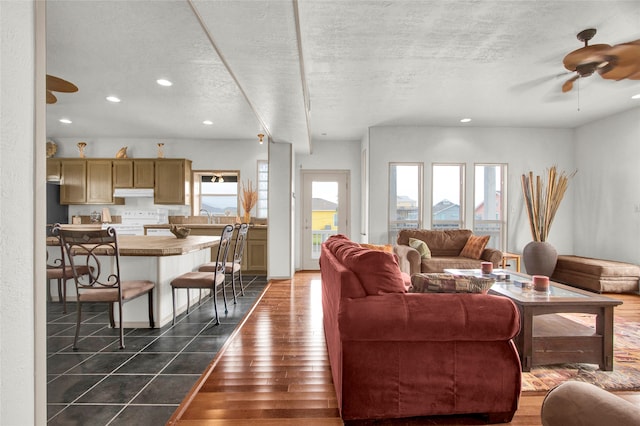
[48,234,220,328]
[145,223,267,274]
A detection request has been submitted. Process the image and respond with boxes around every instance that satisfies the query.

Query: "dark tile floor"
[47,276,268,425]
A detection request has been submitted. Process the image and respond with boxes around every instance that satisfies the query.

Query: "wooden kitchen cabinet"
[134,160,155,188]
[154,159,191,205]
[113,160,134,188]
[245,227,267,274]
[46,159,61,181]
[86,160,114,204]
[59,159,87,204]
[113,159,155,188]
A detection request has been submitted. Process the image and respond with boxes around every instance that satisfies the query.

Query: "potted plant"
[521,166,576,276]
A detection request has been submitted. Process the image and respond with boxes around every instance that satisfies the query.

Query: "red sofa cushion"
[325,235,406,296]
[339,292,520,342]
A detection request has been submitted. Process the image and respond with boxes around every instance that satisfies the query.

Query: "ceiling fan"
[46,74,78,104]
[561,28,640,93]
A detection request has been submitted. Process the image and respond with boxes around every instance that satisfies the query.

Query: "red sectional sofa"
[319,234,522,422]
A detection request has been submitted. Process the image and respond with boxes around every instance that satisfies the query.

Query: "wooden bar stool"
[199,223,249,303]
[171,225,234,325]
[56,225,155,350]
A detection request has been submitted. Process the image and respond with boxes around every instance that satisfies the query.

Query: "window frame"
[256,160,268,219]
[192,170,240,218]
[388,162,423,244]
[473,163,508,251]
[431,163,465,230]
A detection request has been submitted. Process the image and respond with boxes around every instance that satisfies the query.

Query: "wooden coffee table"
[444,269,623,371]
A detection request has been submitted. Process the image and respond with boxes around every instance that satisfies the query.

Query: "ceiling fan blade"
[46,90,57,104]
[562,44,611,71]
[598,42,640,80]
[561,75,579,93]
[46,74,78,93]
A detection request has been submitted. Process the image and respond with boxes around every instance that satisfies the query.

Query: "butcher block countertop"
[47,235,220,257]
[144,224,268,229]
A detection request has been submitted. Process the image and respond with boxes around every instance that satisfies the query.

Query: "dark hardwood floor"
[168,272,640,425]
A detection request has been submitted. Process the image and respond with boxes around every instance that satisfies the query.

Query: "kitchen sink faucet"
[199,208,212,224]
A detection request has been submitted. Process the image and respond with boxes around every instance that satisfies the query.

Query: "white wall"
[0,1,44,424]
[50,137,267,218]
[294,139,362,269]
[268,141,294,278]
[573,107,640,263]
[368,126,576,255]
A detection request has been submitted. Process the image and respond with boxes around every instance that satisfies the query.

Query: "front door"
[301,170,350,270]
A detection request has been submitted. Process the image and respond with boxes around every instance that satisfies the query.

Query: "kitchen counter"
[145,224,268,274]
[144,223,268,229]
[47,235,220,257]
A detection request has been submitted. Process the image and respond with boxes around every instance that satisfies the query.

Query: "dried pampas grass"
[241,180,258,219]
[521,166,576,242]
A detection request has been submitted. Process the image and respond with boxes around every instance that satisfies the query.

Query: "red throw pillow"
[342,248,406,295]
[460,234,490,259]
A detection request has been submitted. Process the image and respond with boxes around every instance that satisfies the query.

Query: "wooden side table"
[501,252,521,272]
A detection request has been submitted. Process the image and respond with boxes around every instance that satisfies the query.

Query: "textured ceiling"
[46,0,640,154]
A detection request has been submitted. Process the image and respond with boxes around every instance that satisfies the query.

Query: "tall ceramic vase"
[522,241,558,277]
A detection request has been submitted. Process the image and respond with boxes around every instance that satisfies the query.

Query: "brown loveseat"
[395,229,503,275]
[320,234,522,422]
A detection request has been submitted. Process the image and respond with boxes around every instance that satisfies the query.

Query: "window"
[432,164,465,229]
[256,160,268,218]
[192,171,239,219]
[388,163,423,243]
[474,164,507,250]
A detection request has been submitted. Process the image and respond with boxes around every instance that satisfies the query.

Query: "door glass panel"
[311,181,338,260]
[474,164,506,250]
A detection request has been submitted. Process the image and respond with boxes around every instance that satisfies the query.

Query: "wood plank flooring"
[168,272,640,425]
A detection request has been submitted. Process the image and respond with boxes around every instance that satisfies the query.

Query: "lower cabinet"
[244,228,267,274]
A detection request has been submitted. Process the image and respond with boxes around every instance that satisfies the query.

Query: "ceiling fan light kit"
[561,28,640,93]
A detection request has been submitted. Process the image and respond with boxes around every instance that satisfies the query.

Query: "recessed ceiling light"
[106,96,121,103]
[460,118,472,123]
[156,79,173,87]
[59,118,72,124]
[203,120,213,125]
[632,93,640,99]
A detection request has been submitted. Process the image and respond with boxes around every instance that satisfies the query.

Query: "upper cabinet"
[113,159,155,188]
[51,157,191,205]
[154,159,192,205]
[59,159,114,205]
[134,160,155,188]
[86,160,114,204]
[46,159,62,182]
[59,159,87,204]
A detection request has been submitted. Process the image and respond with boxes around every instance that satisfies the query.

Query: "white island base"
[113,247,213,328]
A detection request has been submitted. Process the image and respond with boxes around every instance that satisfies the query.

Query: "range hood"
[113,188,154,198]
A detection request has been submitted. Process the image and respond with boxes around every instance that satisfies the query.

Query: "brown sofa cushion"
[555,255,640,277]
[397,229,472,256]
[460,234,490,259]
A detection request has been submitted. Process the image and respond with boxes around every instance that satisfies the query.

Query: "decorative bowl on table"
[170,225,190,239]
